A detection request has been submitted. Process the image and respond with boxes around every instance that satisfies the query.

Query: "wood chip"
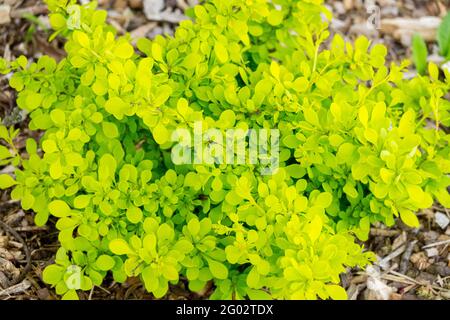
[422,239,450,249]
[425,248,439,258]
[399,240,417,274]
[410,252,431,270]
[378,244,406,270]
[370,228,400,237]
[0,279,31,296]
[129,0,143,9]
[380,16,441,46]
[435,212,450,230]
[0,271,9,289]
[130,22,157,42]
[0,5,11,25]
[365,266,394,300]
[343,0,354,11]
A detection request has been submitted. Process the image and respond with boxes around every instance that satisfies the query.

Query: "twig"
[370,228,400,237]
[10,6,48,19]
[422,239,450,249]
[387,270,448,292]
[14,226,48,232]
[95,285,111,295]
[378,244,406,270]
[381,274,417,286]
[399,240,417,274]
[0,280,31,297]
[0,220,31,286]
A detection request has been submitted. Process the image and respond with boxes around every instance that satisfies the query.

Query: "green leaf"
[325,285,348,300]
[412,33,428,75]
[102,122,119,138]
[428,62,439,80]
[35,211,49,227]
[0,145,12,160]
[315,192,332,208]
[292,77,308,92]
[42,140,58,153]
[114,42,134,59]
[61,289,79,300]
[73,30,90,48]
[49,13,66,29]
[153,123,169,145]
[437,12,450,58]
[98,154,117,182]
[398,109,416,136]
[307,215,322,243]
[162,265,179,281]
[25,92,43,110]
[219,109,236,127]
[207,259,228,279]
[50,109,65,125]
[246,267,260,288]
[214,42,229,64]
[182,53,202,69]
[73,195,91,209]
[109,239,134,255]
[152,43,163,61]
[247,289,272,300]
[48,200,71,218]
[225,245,241,264]
[96,255,116,271]
[0,174,17,189]
[105,96,128,120]
[399,209,420,228]
[187,218,200,235]
[267,10,283,26]
[126,206,143,224]
[153,85,172,107]
[42,264,64,285]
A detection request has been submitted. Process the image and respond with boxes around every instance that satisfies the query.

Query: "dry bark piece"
[0,236,8,248]
[4,0,18,6]
[410,252,431,270]
[370,228,400,237]
[0,271,9,289]
[347,283,365,300]
[349,23,379,38]
[380,16,441,46]
[36,287,51,300]
[0,256,19,280]
[399,240,417,274]
[0,4,11,25]
[392,232,407,250]
[390,292,403,300]
[422,230,440,242]
[378,244,406,270]
[426,264,450,277]
[130,22,157,42]
[114,0,128,11]
[9,5,48,19]
[435,212,450,230]
[0,279,31,296]
[143,0,186,23]
[143,0,165,16]
[128,0,143,9]
[364,266,394,300]
[343,0,354,11]
[425,248,439,258]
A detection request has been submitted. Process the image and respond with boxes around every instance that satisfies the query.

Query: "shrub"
[0,0,449,300]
